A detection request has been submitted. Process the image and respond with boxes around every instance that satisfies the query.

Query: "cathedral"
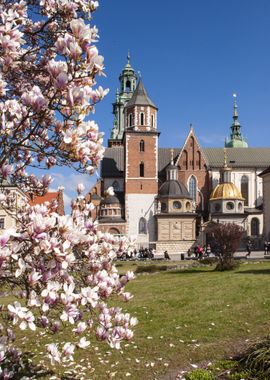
[89,56,270,254]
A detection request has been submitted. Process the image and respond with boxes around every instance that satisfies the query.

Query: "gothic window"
[188,175,197,200]
[241,175,249,206]
[139,217,147,234]
[140,140,145,152]
[140,113,144,126]
[139,162,144,177]
[190,136,194,148]
[183,150,188,170]
[251,218,259,236]
[0,218,4,229]
[129,113,132,127]
[112,180,120,192]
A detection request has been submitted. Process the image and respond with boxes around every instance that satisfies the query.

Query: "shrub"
[185,369,214,380]
[215,259,239,272]
[237,336,270,378]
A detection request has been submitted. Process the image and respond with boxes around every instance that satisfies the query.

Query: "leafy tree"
[0,0,136,375]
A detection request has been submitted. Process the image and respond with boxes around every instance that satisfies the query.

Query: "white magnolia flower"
[77,337,90,349]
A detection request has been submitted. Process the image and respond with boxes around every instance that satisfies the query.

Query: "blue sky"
[51,0,270,208]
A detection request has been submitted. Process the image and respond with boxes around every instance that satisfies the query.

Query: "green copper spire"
[225,94,248,148]
[108,55,137,145]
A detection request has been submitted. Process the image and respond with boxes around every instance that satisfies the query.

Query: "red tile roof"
[29,192,59,206]
[28,191,65,215]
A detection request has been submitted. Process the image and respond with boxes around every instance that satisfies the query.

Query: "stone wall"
[156,240,195,256]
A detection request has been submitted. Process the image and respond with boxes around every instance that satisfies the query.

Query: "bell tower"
[123,79,159,247]
[108,53,137,147]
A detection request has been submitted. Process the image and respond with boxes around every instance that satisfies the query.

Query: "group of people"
[119,248,155,261]
[188,244,212,259]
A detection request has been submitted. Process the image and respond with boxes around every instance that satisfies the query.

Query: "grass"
[1,261,270,379]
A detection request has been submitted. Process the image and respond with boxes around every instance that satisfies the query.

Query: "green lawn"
[2,261,270,380]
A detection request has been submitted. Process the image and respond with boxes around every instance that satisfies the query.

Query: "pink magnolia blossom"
[0,0,136,370]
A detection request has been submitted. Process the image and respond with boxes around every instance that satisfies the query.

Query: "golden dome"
[210,182,244,201]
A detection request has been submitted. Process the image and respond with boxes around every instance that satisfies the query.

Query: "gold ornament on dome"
[210,183,244,200]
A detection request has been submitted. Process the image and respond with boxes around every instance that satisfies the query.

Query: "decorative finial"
[137,70,142,79]
[127,51,131,64]
[170,148,174,165]
[233,93,238,118]
[189,123,193,130]
[223,147,228,168]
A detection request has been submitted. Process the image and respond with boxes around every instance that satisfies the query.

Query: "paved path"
[154,251,270,261]
[234,250,270,260]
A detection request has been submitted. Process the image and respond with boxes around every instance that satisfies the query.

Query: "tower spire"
[127,50,131,64]
[225,94,248,148]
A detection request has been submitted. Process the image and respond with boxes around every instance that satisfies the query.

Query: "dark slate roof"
[101,147,270,178]
[159,180,192,199]
[101,147,124,177]
[259,166,270,177]
[125,80,157,109]
[203,148,270,168]
[158,148,181,175]
[101,194,122,205]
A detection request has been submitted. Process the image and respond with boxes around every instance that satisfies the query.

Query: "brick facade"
[176,128,210,213]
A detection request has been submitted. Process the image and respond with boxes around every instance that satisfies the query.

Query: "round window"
[215,203,221,212]
[173,201,181,209]
[161,202,167,212]
[226,202,234,210]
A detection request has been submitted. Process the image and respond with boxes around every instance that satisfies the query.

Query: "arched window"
[112,180,120,192]
[129,113,132,127]
[140,140,145,152]
[151,114,154,127]
[139,217,147,234]
[140,113,144,126]
[126,80,131,92]
[251,218,259,236]
[139,162,144,177]
[188,175,197,201]
[109,227,120,235]
[241,175,249,206]
[196,151,201,169]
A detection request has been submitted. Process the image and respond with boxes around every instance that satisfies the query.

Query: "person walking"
[246,240,252,258]
[264,241,268,256]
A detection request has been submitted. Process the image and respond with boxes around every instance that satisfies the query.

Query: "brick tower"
[123,80,159,247]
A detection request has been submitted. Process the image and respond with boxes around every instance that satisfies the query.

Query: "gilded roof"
[210,183,244,200]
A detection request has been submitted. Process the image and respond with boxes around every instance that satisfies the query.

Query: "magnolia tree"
[0,0,136,376]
